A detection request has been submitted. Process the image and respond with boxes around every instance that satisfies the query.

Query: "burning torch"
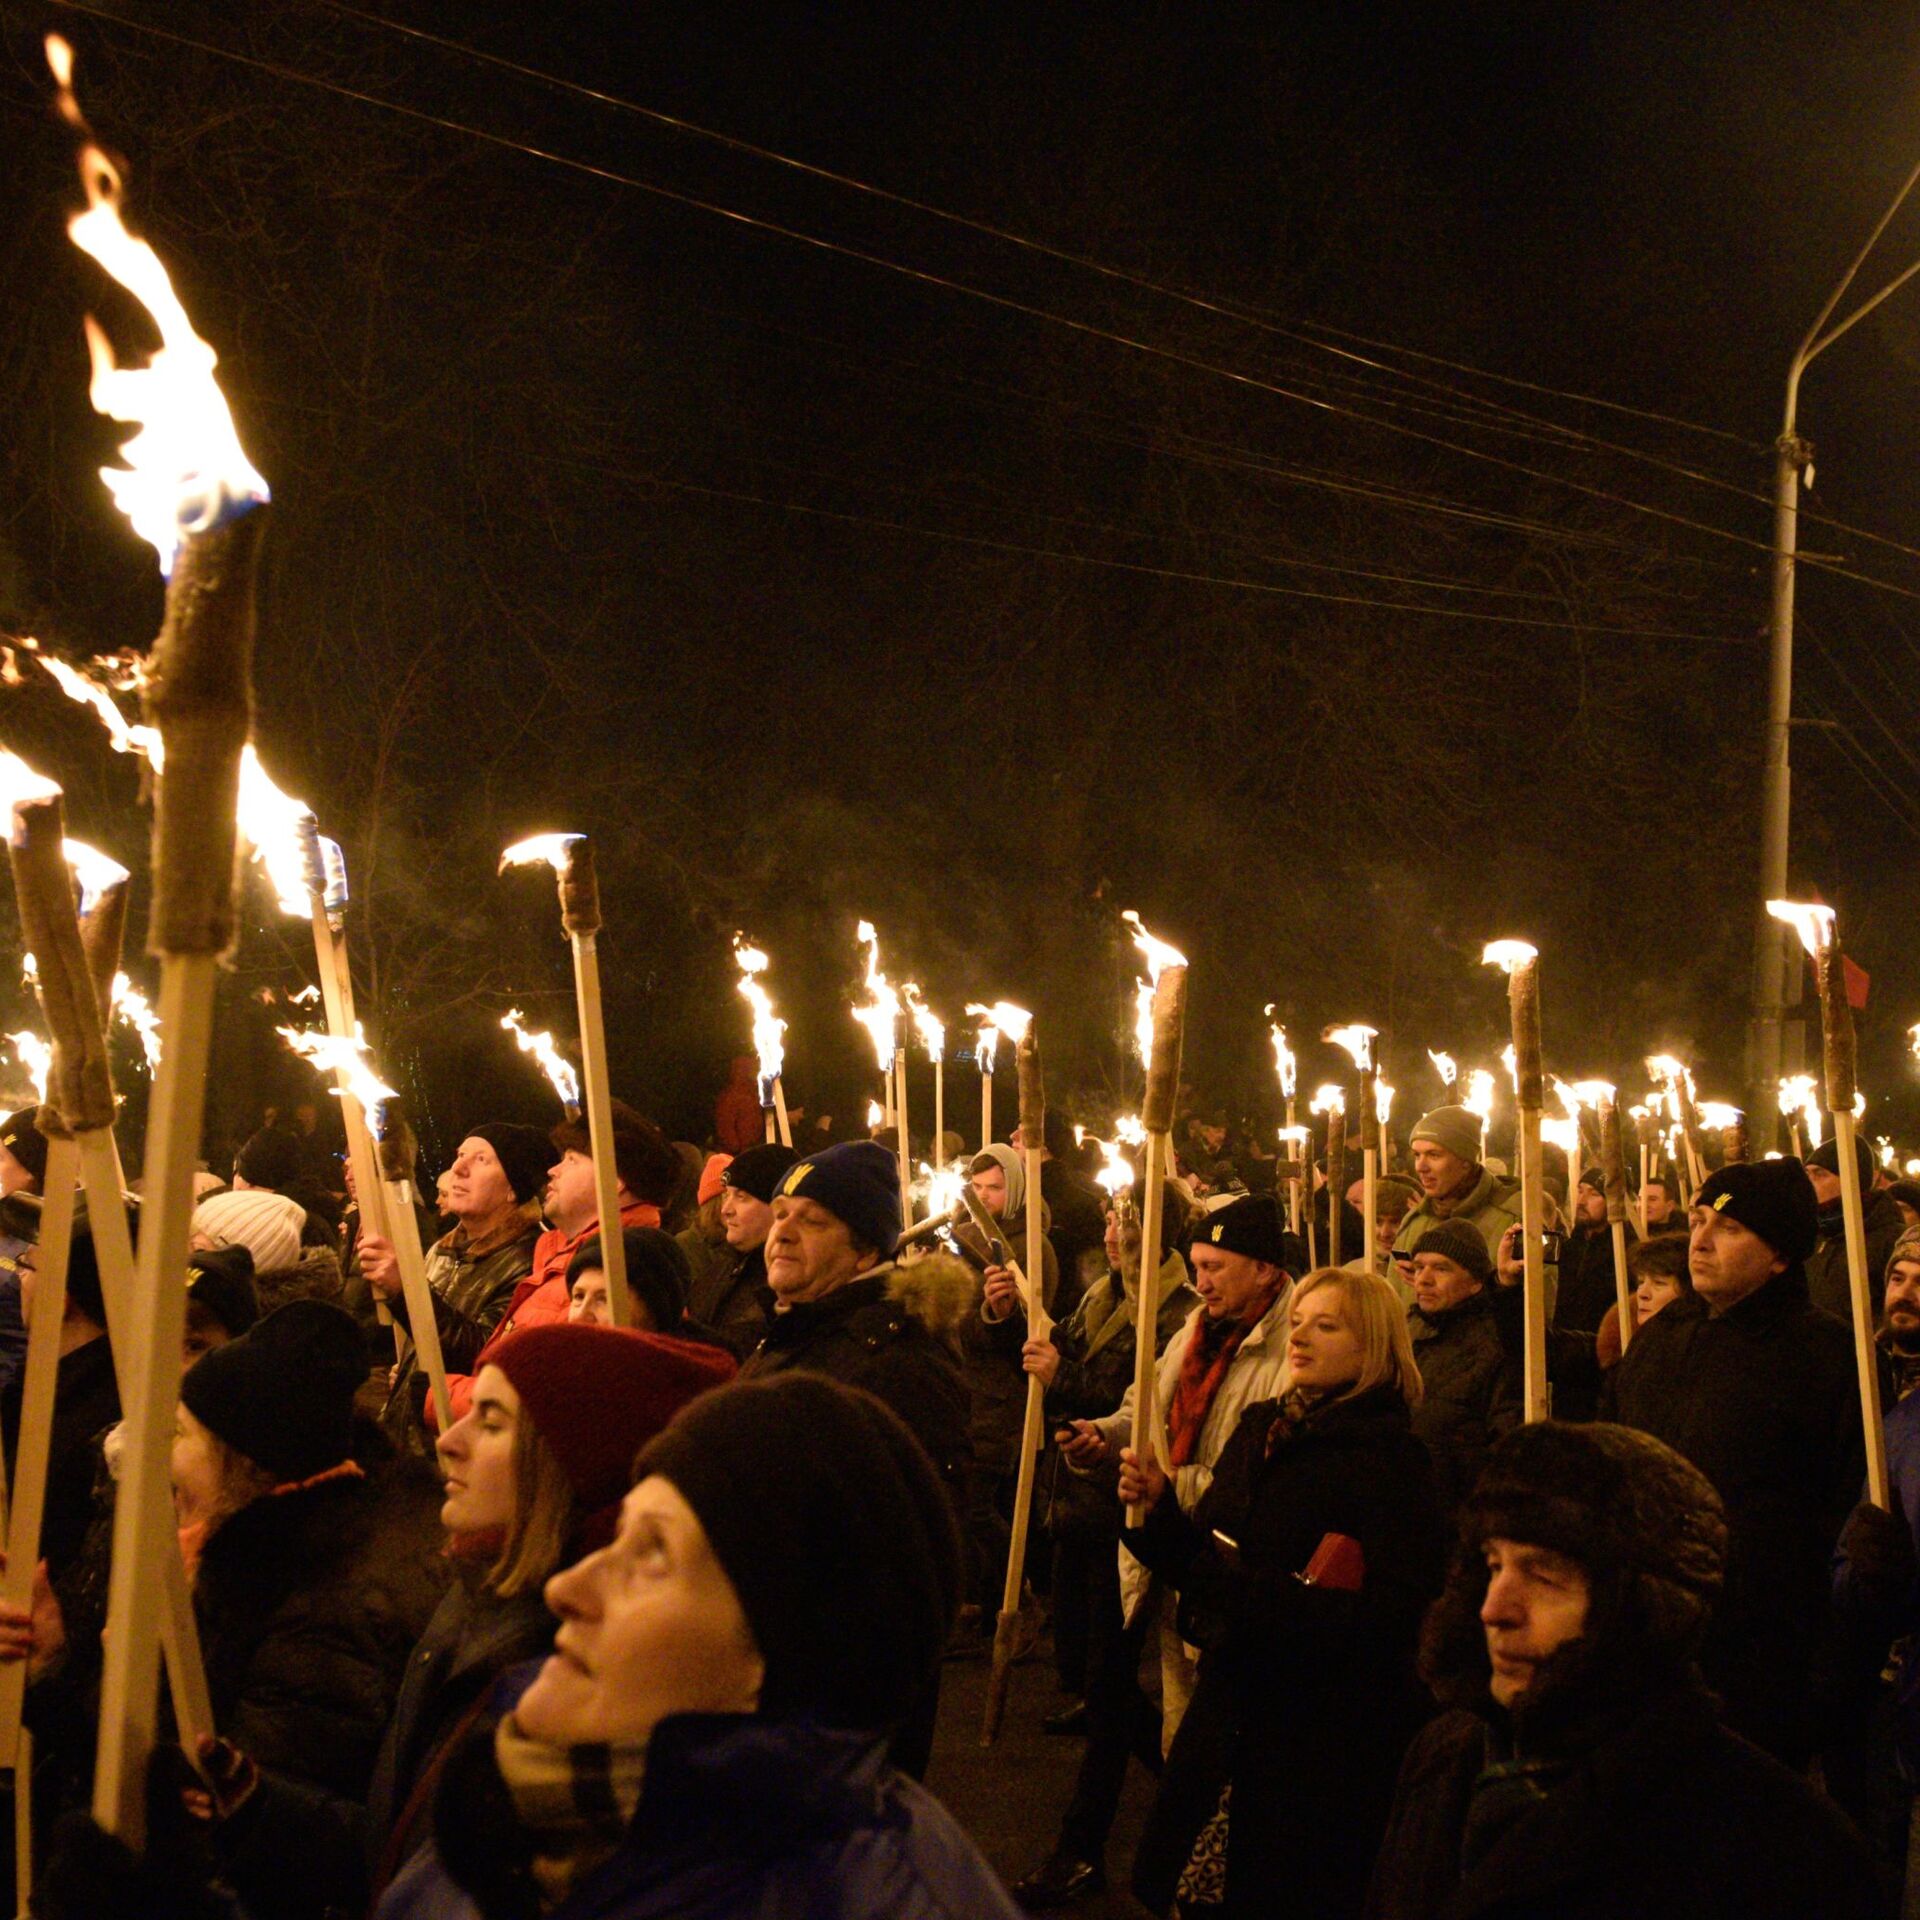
[1485,940,1548,1422]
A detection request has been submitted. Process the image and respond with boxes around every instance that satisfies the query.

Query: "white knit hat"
[192,1189,304,1276]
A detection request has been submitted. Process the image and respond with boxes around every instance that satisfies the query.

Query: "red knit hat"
[486,1324,735,1546]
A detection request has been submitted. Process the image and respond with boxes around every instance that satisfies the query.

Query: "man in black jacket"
[1406,1222,1521,1520]
[1807,1133,1906,1330]
[742,1140,972,1779]
[1602,1155,1863,1765]
[1367,1422,1879,1919]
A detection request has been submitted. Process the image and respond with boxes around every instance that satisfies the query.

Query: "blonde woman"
[1118,1267,1447,1918]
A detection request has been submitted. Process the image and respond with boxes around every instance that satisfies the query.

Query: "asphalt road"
[927,1632,1158,1918]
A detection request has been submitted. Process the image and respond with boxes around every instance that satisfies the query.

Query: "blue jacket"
[1833,1375,1920,1773]
[377,1665,1020,1920]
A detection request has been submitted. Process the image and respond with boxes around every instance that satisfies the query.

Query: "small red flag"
[1843,953,1870,1010]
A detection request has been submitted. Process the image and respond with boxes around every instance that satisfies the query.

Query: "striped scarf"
[494,1708,649,1911]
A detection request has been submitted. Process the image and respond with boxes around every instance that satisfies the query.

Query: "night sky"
[4,1,1920,1166]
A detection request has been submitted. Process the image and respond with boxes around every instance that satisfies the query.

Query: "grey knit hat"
[1410,1104,1483,1165]
[1412,1220,1494,1286]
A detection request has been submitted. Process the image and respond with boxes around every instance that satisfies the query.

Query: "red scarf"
[1166,1283,1281,1469]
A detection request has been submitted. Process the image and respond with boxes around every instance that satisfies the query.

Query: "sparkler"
[500,1008,581,1116]
[1768,898,1888,1505]
[1121,913,1187,1528]
[1483,940,1547,1422]
[49,31,270,1837]
[733,937,790,1146]
[500,833,631,1329]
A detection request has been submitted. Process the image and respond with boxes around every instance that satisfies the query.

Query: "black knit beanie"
[635,1373,962,1732]
[0,1109,48,1189]
[1196,1192,1292,1268]
[566,1225,689,1333]
[233,1126,301,1192]
[1695,1156,1818,1263]
[185,1246,260,1341]
[721,1143,800,1205]
[1413,1220,1494,1287]
[462,1123,552,1205]
[181,1299,365,1480]
[1807,1134,1876,1191]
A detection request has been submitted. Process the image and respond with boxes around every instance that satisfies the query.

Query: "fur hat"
[1410,1105,1483,1166]
[1422,1422,1727,1727]
[547,1102,680,1206]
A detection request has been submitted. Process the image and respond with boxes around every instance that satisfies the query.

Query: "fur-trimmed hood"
[255,1242,346,1318]
[882,1251,979,1340]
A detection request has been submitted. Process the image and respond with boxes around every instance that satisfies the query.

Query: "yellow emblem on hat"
[1210,1223,1224,1242]
[1712,1191,1733,1212]
[780,1164,811,1196]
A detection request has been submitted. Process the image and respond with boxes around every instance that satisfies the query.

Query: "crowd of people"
[0,1064,1911,1918]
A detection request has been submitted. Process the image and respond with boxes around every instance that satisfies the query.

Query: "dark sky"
[4,1,1920,1163]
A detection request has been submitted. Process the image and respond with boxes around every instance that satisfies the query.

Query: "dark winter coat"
[740,1260,973,1507]
[1042,1254,1199,1544]
[382,1215,540,1453]
[1408,1292,1522,1519]
[378,1666,1022,1920]
[1122,1384,1446,1917]
[1040,1159,1108,1317]
[193,1462,449,1919]
[1601,1265,1863,1763]
[1366,1685,1881,1920]
[1553,1219,1635,1338]
[957,1200,1059,1474]
[1,1331,117,1582]
[1808,1185,1906,1328]
[683,1240,773,1362]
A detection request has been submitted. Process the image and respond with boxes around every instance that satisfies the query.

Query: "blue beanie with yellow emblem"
[776,1140,902,1259]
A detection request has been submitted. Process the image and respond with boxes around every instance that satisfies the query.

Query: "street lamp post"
[1749,155,1920,1141]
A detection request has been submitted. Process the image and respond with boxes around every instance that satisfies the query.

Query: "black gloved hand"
[1840,1499,1918,1600]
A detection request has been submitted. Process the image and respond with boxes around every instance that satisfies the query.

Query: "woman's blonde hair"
[1291,1266,1423,1409]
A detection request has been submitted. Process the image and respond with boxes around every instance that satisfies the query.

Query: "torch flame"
[1324,1023,1376,1072]
[235,745,316,917]
[965,1005,1001,1076]
[499,833,583,875]
[0,750,61,818]
[6,1032,50,1104]
[866,1098,885,1130]
[1121,910,1187,980]
[1094,1133,1136,1199]
[850,920,902,1073]
[1500,1043,1518,1089]
[1309,1082,1345,1117]
[1568,1078,1616,1109]
[917,1160,968,1218]
[1481,939,1539,974]
[1114,1114,1146,1147]
[1377,1077,1395,1124]
[500,1009,581,1112]
[732,936,786,1096]
[110,971,161,1072]
[49,36,268,577]
[1766,899,1836,960]
[1541,1114,1579,1162]
[35,655,165,767]
[1428,1049,1458,1089]
[1264,1013,1297,1099]
[61,838,128,916]
[1697,1100,1742,1131]
[903,982,945,1058]
[278,1024,395,1116]
[1462,1069,1495,1125]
